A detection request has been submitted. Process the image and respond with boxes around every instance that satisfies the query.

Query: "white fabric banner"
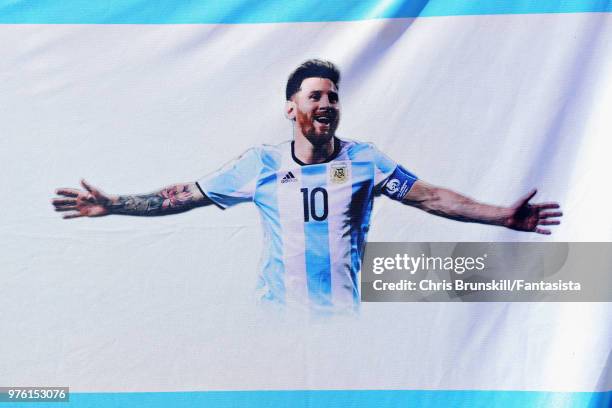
[0,6,610,405]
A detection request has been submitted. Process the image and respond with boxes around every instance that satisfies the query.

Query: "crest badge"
[330,163,349,184]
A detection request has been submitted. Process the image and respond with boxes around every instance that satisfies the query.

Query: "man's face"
[289,77,340,146]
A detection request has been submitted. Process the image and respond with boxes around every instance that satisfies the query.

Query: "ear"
[285,100,296,120]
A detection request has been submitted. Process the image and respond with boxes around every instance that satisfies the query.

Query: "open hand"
[504,189,562,235]
[52,180,113,219]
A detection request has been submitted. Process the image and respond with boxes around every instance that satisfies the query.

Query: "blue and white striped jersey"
[197,138,417,312]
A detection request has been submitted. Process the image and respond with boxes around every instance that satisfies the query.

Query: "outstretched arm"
[403,181,562,235]
[52,180,212,218]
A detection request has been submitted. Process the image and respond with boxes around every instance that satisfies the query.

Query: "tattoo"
[109,184,199,216]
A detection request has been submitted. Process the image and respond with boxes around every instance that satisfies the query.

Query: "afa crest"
[330,163,349,184]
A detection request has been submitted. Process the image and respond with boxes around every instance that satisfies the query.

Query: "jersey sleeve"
[370,145,418,201]
[196,148,262,209]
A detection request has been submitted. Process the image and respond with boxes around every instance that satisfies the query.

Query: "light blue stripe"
[349,162,376,306]
[301,165,332,307]
[1,0,611,24]
[254,168,285,303]
[7,390,611,408]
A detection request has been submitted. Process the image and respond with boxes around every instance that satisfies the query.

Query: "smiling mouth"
[314,114,335,125]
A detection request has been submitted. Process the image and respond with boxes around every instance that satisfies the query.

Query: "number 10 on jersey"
[301,187,329,222]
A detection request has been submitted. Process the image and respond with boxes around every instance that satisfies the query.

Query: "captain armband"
[381,165,418,201]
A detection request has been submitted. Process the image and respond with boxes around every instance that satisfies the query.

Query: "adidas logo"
[281,171,297,183]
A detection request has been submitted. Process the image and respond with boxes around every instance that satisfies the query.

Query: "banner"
[1,1,611,407]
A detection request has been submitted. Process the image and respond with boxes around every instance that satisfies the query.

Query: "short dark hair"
[285,59,340,100]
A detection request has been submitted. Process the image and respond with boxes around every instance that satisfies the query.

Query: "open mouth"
[314,114,335,125]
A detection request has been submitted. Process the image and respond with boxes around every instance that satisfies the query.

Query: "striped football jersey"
[196,137,417,313]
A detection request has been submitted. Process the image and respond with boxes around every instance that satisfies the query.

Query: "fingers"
[514,188,537,207]
[52,197,78,214]
[54,206,78,212]
[81,179,95,194]
[53,182,100,219]
[81,179,101,198]
[55,188,81,197]
[81,179,106,201]
[52,198,76,206]
[524,188,537,201]
[538,220,560,226]
[540,211,562,218]
[535,208,562,231]
[534,202,560,210]
[62,212,83,219]
[535,212,562,233]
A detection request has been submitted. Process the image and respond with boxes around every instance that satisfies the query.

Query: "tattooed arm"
[52,179,212,218]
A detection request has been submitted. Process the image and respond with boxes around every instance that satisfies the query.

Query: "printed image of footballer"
[52,59,562,314]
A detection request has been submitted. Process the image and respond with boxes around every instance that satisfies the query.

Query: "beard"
[297,113,339,147]
[304,128,335,147]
